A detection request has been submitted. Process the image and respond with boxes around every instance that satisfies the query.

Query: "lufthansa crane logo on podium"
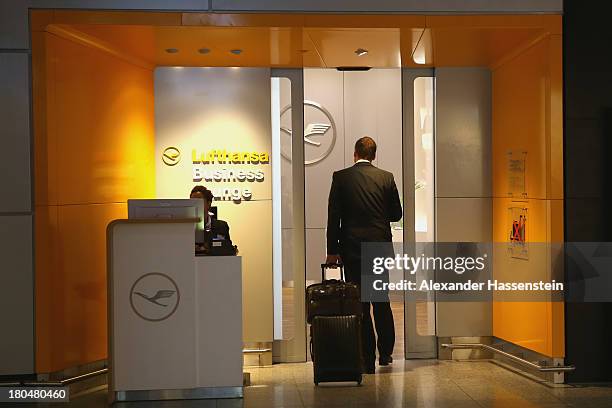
[129,272,180,322]
[280,100,337,165]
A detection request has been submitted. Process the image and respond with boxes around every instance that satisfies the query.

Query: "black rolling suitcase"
[307,264,363,386]
[311,315,363,385]
[306,264,361,323]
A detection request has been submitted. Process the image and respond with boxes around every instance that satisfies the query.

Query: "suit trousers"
[344,259,395,366]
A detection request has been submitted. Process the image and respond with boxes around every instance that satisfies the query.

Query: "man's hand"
[325,254,342,267]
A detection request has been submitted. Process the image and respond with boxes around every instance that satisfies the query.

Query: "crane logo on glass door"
[280,100,337,165]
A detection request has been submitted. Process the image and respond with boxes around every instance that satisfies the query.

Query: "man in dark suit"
[190,185,234,253]
[326,136,402,373]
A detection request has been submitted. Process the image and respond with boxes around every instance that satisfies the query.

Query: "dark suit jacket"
[209,218,232,245]
[326,162,402,264]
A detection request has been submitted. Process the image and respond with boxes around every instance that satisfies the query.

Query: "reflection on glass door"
[403,69,437,359]
[413,77,436,339]
[271,69,306,363]
[272,76,295,342]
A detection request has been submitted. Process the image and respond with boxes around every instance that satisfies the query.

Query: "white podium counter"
[107,219,243,403]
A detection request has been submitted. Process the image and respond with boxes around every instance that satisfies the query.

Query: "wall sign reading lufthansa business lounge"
[162,146,270,202]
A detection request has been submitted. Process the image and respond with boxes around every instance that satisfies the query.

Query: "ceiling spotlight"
[198,48,211,54]
[355,48,368,57]
[165,48,179,54]
[230,49,243,55]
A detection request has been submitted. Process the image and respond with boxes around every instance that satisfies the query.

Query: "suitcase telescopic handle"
[321,263,344,281]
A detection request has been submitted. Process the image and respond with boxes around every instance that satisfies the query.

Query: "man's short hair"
[354,136,377,161]
[190,185,214,202]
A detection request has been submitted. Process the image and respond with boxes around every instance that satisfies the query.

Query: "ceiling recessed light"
[230,49,243,55]
[165,48,179,54]
[198,48,211,54]
[355,48,368,57]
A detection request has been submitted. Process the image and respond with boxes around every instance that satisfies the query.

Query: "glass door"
[403,69,437,358]
[271,69,307,363]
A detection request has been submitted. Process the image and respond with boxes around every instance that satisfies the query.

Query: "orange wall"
[32,30,155,373]
[491,35,564,358]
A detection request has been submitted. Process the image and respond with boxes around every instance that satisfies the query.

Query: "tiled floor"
[28,360,612,407]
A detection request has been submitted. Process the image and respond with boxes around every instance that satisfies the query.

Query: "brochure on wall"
[507,150,527,198]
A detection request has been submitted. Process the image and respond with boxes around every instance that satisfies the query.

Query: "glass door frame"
[271,68,307,363]
[402,68,437,359]
[272,68,437,362]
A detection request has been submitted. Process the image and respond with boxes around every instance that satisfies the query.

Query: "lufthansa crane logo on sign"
[280,100,337,165]
[162,147,181,166]
[129,272,180,322]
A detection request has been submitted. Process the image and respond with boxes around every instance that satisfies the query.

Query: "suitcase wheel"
[356,374,363,385]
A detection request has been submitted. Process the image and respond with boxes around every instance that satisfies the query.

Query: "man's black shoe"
[379,355,393,366]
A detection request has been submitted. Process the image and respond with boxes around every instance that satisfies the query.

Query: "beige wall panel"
[436,67,491,199]
[155,67,272,201]
[436,302,492,338]
[154,67,273,343]
[215,200,273,342]
[436,198,492,242]
[0,2,29,49]
[0,215,34,374]
[435,68,492,338]
[435,197,492,337]
[0,53,32,212]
